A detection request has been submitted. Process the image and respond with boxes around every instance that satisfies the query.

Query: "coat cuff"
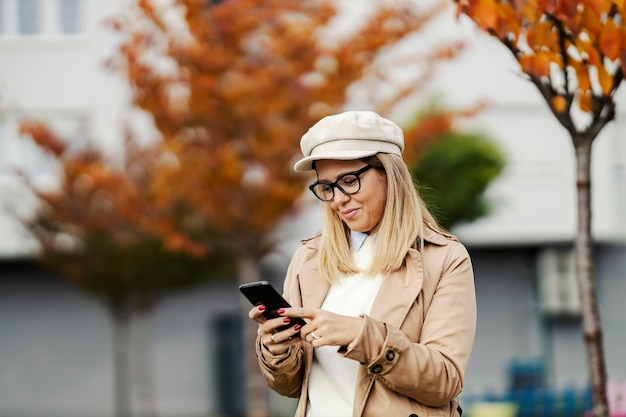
[340,315,406,376]
[256,336,299,371]
[339,314,387,363]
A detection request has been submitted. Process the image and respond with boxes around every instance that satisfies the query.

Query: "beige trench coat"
[256,225,477,417]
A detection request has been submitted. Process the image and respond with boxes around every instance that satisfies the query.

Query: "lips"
[342,208,359,220]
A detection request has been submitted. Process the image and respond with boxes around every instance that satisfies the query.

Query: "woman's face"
[314,159,387,233]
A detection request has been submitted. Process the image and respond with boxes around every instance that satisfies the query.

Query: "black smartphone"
[239,281,306,332]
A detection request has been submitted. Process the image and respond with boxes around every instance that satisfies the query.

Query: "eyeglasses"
[308,165,373,202]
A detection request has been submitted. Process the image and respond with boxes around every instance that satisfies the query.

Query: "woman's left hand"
[279,307,363,347]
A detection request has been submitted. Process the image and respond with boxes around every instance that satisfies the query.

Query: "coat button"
[385,350,395,361]
[371,364,383,374]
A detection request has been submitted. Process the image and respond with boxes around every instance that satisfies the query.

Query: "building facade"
[1,1,625,416]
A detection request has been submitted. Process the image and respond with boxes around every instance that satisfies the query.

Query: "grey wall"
[464,244,626,400]
[597,245,626,382]
[0,261,113,417]
[463,247,543,394]
[1,243,624,416]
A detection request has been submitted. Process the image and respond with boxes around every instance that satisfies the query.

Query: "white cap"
[294,111,404,172]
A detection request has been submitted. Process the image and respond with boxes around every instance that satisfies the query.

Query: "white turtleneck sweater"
[305,232,384,417]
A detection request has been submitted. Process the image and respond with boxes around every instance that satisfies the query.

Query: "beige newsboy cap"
[293,110,404,172]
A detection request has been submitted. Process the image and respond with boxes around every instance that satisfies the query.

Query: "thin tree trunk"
[134,304,158,417]
[574,139,609,417]
[237,254,270,417]
[111,302,133,417]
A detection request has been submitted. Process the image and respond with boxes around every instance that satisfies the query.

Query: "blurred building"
[0,1,625,417]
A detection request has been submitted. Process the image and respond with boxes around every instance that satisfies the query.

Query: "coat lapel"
[297,256,330,309]
[368,248,424,329]
[353,248,424,417]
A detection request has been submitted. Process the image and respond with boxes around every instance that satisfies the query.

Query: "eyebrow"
[317,166,367,182]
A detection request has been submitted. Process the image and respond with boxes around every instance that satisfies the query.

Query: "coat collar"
[299,222,451,252]
[296,223,449,313]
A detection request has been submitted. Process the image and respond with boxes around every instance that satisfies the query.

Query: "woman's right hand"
[249,305,302,355]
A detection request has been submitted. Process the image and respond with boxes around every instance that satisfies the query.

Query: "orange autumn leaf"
[597,64,615,94]
[578,89,593,111]
[519,53,551,78]
[519,54,535,74]
[599,18,621,60]
[526,20,557,50]
[553,95,568,112]
[579,0,604,17]
[575,5,602,36]
[456,0,624,116]
[496,4,522,39]
[472,0,499,30]
[18,120,67,157]
[521,0,542,23]
[535,51,553,78]
[571,59,592,92]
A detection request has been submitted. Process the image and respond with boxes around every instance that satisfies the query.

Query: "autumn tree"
[106,0,476,415]
[17,121,222,417]
[454,1,626,416]
[15,0,498,416]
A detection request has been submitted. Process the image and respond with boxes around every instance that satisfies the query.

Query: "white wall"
[0,0,132,257]
[2,0,626,258]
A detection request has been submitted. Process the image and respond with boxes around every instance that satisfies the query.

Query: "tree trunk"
[111,302,133,417]
[574,138,609,417]
[134,303,158,417]
[237,254,270,417]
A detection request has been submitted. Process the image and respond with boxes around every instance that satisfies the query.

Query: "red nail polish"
[277,309,285,314]
[258,305,266,311]
[283,317,291,324]
[293,325,301,331]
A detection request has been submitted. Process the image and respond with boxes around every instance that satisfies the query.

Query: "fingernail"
[283,317,291,324]
[277,309,285,314]
[258,305,266,311]
[293,325,301,331]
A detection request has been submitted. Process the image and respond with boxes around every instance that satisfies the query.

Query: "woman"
[248,111,476,417]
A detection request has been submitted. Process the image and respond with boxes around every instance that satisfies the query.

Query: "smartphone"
[239,281,306,332]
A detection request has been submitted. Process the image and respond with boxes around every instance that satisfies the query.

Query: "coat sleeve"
[255,339,304,398]
[255,246,309,398]
[341,241,477,406]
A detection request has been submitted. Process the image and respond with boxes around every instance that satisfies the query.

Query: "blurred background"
[0,1,625,417]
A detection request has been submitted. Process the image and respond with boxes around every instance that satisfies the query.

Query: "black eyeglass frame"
[308,164,374,202]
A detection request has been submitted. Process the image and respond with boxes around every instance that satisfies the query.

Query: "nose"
[332,187,351,203]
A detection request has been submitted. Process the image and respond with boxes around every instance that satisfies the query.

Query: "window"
[0,0,83,36]
[211,313,244,415]
[59,0,80,34]
[18,0,41,35]
[537,247,581,318]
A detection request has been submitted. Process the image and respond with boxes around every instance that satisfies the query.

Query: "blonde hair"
[317,153,443,283]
